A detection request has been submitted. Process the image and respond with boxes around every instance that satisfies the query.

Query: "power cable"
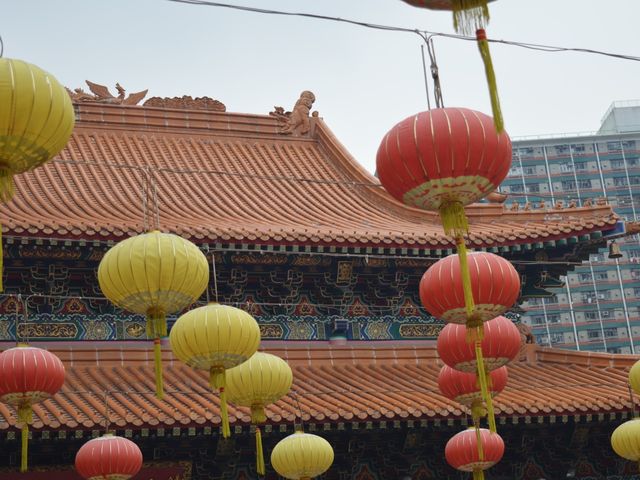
[166,0,640,63]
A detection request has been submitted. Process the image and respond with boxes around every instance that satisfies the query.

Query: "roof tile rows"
[0,103,618,248]
[0,342,632,431]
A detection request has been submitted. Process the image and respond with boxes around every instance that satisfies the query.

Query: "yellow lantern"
[0,58,75,201]
[226,352,293,475]
[169,303,261,437]
[98,231,209,398]
[611,418,640,472]
[629,359,640,395]
[0,58,75,291]
[271,431,334,480]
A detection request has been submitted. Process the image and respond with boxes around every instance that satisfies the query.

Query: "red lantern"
[420,252,520,327]
[438,365,507,408]
[376,108,511,217]
[437,316,521,373]
[75,434,143,480]
[0,345,65,472]
[445,428,504,480]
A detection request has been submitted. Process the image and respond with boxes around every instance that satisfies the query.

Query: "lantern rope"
[147,309,167,399]
[152,338,164,399]
[255,426,265,475]
[210,367,231,438]
[473,469,485,480]
[475,342,496,433]
[476,28,503,133]
[18,403,32,473]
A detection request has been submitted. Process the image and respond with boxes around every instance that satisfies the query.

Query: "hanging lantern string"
[212,251,219,303]
[426,37,444,108]
[104,390,111,434]
[152,171,160,231]
[291,390,305,432]
[141,168,149,233]
[419,44,431,110]
[628,383,638,419]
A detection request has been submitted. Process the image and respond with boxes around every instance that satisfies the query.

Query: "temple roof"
[1,101,622,250]
[0,341,633,432]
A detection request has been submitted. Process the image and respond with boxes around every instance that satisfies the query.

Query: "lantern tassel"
[210,368,231,438]
[0,170,14,203]
[475,342,496,433]
[451,0,490,35]
[153,338,164,399]
[18,404,32,473]
[476,29,503,133]
[251,405,267,424]
[440,202,469,239]
[454,235,474,317]
[472,469,485,480]
[219,387,231,438]
[256,427,265,476]
[20,424,28,473]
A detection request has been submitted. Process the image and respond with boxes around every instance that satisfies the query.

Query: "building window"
[561,180,576,191]
[527,183,540,193]
[574,162,587,171]
[607,142,623,152]
[509,184,524,193]
[604,328,618,338]
[614,177,629,187]
[587,330,601,339]
[584,311,599,321]
[611,159,625,169]
[560,162,574,173]
[571,144,586,152]
[595,272,609,281]
[579,272,593,282]
[608,347,622,354]
[578,179,592,189]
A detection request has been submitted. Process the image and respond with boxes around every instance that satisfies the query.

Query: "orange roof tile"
[0,341,633,432]
[1,103,619,248]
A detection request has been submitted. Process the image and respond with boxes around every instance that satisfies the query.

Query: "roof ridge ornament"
[143,95,226,111]
[65,80,148,105]
[270,90,316,136]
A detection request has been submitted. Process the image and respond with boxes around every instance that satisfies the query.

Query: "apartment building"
[500,101,640,353]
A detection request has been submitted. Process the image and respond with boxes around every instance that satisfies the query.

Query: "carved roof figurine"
[583,198,593,207]
[270,90,316,135]
[554,199,564,210]
[596,197,608,206]
[523,202,532,211]
[509,200,519,212]
[567,199,577,209]
[66,81,148,105]
[537,200,546,209]
[143,95,226,111]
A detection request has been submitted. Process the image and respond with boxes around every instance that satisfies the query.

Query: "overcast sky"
[3,0,639,173]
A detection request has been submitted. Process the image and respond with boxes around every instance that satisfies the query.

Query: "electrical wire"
[166,0,640,63]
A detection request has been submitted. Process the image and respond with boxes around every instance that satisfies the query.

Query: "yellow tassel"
[219,387,231,438]
[210,366,225,390]
[475,342,496,433]
[146,310,167,338]
[451,0,490,35]
[21,424,28,473]
[251,405,267,424]
[473,469,485,480]
[440,202,469,239]
[256,427,265,476]
[0,170,14,203]
[476,29,503,133]
[470,399,486,425]
[474,423,484,461]
[18,404,32,473]
[153,338,164,399]
[455,236,475,318]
